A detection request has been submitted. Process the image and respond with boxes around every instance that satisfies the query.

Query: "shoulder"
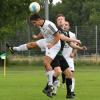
[69,31,75,36]
[45,20,55,25]
[47,20,58,31]
[69,31,76,38]
[44,20,56,28]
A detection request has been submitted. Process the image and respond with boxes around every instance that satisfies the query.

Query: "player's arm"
[47,32,60,48]
[70,43,87,58]
[70,49,78,58]
[69,42,87,50]
[60,34,81,44]
[32,32,43,39]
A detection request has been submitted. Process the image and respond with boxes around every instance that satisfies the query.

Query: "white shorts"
[36,39,46,51]
[36,39,61,60]
[64,57,75,71]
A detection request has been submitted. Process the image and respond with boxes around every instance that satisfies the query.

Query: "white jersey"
[37,20,61,60]
[40,20,58,43]
[63,31,76,58]
[62,31,76,71]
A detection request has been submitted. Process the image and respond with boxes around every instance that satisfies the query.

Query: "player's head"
[56,14,66,28]
[62,21,70,31]
[30,14,44,27]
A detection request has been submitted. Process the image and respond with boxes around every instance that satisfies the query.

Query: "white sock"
[13,44,28,51]
[53,79,59,94]
[71,78,75,92]
[46,70,54,86]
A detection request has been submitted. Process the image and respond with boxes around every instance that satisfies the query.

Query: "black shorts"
[51,55,69,72]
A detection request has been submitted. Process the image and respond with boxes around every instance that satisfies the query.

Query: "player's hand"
[47,43,53,49]
[76,40,81,45]
[82,46,87,50]
[32,35,37,39]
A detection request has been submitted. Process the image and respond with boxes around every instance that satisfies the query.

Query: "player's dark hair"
[56,14,65,19]
[30,14,42,21]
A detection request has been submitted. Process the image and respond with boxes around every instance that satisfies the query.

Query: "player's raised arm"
[69,42,87,50]
[47,31,60,48]
[60,34,81,44]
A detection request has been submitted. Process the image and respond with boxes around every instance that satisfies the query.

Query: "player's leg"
[44,41,61,92]
[42,58,57,97]
[43,56,61,97]
[71,71,75,96]
[38,39,60,93]
[38,40,56,91]
[61,73,66,88]
[52,66,61,96]
[42,67,61,97]
[60,56,73,98]
[44,56,54,87]
[67,60,75,96]
[14,42,38,51]
[6,39,47,53]
[6,42,39,53]
[63,68,73,98]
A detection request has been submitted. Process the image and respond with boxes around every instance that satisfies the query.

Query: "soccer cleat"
[47,85,54,92]
[66,94,74,99]
[46,91,53,98]
[42,88,52,97]
[42,85,54,98]
[46,85,54,98]
[52,93,56,96]
[6,43,14,54]
[71,92,75,96]
[42,83,49,95]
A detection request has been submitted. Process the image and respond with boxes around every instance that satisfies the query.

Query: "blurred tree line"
[0,0,100,41]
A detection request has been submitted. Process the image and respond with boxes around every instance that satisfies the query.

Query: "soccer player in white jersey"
[7,14,62,93]
[62,21,76,96]
[55,14,87,97]
[62,21,87,95]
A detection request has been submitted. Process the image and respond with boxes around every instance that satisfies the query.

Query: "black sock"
[53,76,57,82]
[66,78,72,95]
[62,73,66,83]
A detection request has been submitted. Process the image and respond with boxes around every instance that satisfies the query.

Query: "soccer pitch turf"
[0,65,100,100]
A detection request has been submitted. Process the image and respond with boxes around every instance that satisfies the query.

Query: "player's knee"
[43,57,52,66]
[43,59,48,66]
[27,42,37,49]
[43,59,52,70]
[54,67,62,77]
[56,69,62,75]
[64,69,72,78]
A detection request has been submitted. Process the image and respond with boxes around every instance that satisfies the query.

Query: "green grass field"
[0,64,100,100]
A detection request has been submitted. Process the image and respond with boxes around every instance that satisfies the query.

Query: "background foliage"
[0,0,100,42]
